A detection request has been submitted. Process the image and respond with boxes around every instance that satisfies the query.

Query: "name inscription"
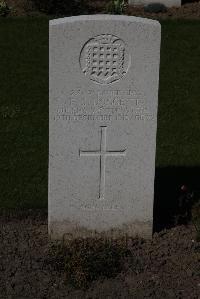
[54,89,154,122]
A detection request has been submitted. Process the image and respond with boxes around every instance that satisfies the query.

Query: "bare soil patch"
[4,0,200,18]
[0,210,199,298]
[6,0,43,16]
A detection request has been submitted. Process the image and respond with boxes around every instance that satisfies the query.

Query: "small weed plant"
[0,0,9,16]
[192,200,200,241]
[177,185,200,241]
[106,0,125,14]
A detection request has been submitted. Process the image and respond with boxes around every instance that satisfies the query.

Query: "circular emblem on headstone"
[80,34,131,85]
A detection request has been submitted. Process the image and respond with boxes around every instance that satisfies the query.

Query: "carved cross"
[79,126,126,200]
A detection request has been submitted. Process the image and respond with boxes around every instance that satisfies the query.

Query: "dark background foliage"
[32,0,89,15]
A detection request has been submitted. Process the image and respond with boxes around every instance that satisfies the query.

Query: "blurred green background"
[0,18,199,208]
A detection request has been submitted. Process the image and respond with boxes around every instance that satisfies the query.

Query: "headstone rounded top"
[49,14,161,29]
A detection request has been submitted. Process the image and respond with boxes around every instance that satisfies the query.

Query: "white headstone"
[49,15,161,240]
[128,0,181,7]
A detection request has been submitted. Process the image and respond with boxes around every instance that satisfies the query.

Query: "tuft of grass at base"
[49,236,141,289]
[0,18,200,208]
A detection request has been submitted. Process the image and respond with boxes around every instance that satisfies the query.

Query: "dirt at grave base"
[0,210,200,299]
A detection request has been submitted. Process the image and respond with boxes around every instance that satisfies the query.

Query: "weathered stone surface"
[49,15,161,240]
[128,0,181,8]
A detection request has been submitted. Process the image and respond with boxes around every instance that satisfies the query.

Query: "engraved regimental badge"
[80,34,130,85]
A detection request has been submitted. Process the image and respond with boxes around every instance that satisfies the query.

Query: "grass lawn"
[157,20,200,167]
[0,17,200,208]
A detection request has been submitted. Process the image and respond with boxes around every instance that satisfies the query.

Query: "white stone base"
[128,0,181,8]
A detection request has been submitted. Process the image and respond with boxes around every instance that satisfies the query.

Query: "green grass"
[157,20,200,167]
[0,17,49,208]
[0,18,200,208]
